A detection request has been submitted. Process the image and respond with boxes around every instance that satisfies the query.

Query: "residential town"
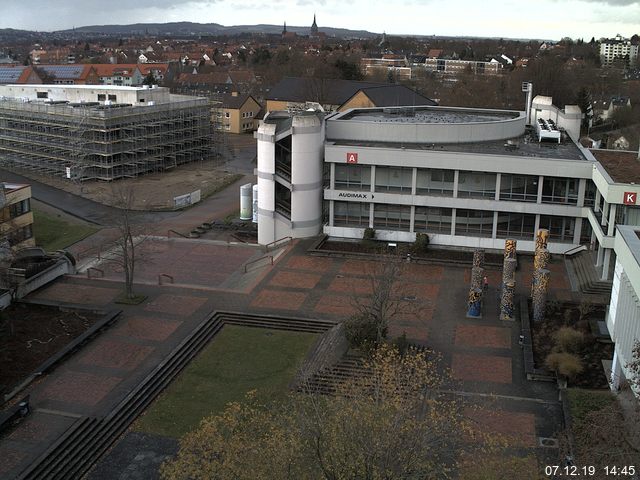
[0,11,639,480]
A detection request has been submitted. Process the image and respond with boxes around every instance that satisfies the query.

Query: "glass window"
[500,174,539,202]
[334,164,371,191]
[414,206,452,234]
[416,168,454,196]
[457,171,496,199]
[334,201,369,227]
[375,167,413,194]
[496,212,536,240]
[541,177,578,205]
[539,215,575,243]
[373,204,411,231]
[455,209,494,237]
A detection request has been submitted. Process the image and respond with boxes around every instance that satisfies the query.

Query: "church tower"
[310,14,319,37]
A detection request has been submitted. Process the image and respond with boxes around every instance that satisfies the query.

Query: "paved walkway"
[1,234,572,478]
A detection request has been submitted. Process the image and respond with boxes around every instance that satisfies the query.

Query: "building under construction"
[0,84,212,181]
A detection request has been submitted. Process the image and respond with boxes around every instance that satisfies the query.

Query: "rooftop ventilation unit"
[535,118,561,143]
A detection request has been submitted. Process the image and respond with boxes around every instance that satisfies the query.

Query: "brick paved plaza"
[1,234,576,478]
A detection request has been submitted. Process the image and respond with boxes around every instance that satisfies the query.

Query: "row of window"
[333,202,577,242]
[0,199,31,222]
[333,165,581,205]
[6,224,33,246]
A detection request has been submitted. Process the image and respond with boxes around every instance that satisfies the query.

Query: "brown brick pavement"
[29,283,119,305]
[314,294,358,317]
[112,316,182,342]
[78,340,154,370]
[270,271,322,289]
[36,371,121,406]
[339,259,378,276]
[451,353,513,384]
[144,294,208,316]
[328,276,374,296]
[285,255,334,272]
[250,289,308,311]
[454,325,511,349]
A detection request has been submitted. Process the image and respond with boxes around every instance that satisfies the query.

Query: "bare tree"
[109,185,144,300]
[346,254,418,347]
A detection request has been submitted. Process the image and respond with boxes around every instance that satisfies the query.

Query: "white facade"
[607,225,640,394]
[0,84,170,106]
[599,35,639,67]
[256,111,325,245]
[255,104,640,282]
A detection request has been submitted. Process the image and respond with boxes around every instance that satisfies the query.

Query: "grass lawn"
[135,325,317,438]
[32,209,99,251]
[567,388,616,424]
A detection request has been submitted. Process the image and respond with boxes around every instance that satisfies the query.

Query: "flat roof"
[336,106,520,124]
[330,129,588,161]
[2,183,28,192]
[6,84,164,92]
[590,149,640,184]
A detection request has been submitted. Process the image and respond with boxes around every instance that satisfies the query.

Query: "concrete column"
[473,249,485,269]
[594,189,601,213]
[537,175,544,203]
[609,349,624,391]
[329,200,334,227]
[492,211,498,238]
[573,217,583,245]
[410,205,415,232]
[601,200,609,227]
[607,204,617,237]
[411,167,417,196]
[500,281,515,321]
[369,202,374,228]
[534,215,540,240]
[535,229,549,251]
[602,248,612,281]
[494,173,501,201]
[532,268,550,322]
[577,178,586,207]
[503,257,517,285]
[450,209,457,236]
[330,162,335,189]
[370,165,376,193]
[453,170,460,198]
[596,242,604,267]
[467,288,483,318]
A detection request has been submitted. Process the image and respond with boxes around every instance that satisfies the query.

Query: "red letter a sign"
[346,152,358,164]
[623,192,637,205]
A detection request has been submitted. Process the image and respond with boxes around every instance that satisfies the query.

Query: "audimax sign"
[337,192,370,199]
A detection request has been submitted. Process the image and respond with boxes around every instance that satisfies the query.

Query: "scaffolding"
[0,94,213,181]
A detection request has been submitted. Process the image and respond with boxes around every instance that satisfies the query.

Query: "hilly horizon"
[60,21,379,39]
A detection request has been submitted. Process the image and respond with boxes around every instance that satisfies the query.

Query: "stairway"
[566,251,612,297]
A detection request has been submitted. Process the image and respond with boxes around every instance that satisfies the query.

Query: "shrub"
[545,352,584,378]
[412,233,430,255]
[553,327,584,353]
[363,228,376,240]
[344,313,380,349]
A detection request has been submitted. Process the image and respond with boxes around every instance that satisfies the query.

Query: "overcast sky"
[1,0,639,40]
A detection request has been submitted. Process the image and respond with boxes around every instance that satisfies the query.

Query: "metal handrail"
[244,255,273,273]
[168,229,188,238]
[563,244,586,258]
[264,236,292,252]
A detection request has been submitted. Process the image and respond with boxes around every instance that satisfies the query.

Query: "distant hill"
[59,21,378,39]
